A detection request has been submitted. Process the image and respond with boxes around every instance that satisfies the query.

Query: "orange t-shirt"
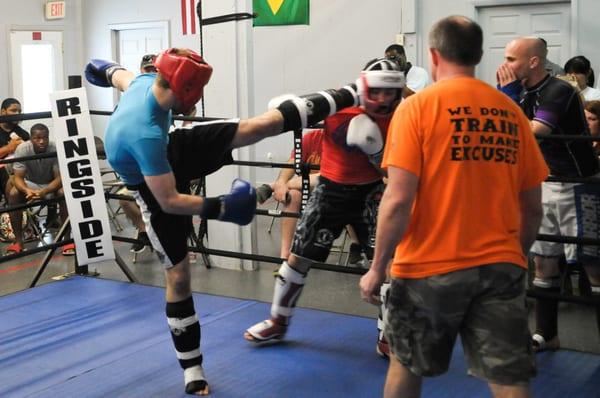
[383,76,549,278]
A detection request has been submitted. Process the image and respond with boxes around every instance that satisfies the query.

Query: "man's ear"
[429,48,439,67]
[529,55,541,70]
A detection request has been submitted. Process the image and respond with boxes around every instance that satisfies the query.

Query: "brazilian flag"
[253,0,309,26]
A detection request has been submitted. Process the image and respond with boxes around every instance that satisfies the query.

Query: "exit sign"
[45,1,66,20]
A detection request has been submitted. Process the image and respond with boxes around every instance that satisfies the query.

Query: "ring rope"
[1,110,600,305]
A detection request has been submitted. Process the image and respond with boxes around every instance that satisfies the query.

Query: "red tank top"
[320,107,389,184]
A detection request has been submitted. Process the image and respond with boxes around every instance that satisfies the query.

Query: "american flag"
[180,0,198,35]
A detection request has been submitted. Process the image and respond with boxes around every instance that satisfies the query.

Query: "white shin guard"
[270,262,306,324]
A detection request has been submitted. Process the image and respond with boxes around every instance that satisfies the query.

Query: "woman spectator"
[564,56,600,101]
[585,100,600,156]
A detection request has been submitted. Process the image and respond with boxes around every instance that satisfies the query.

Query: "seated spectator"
[0,98,29,202]
[140,53,157,73]
[256,130,365,264]
[5,123,72,255]
[585,100,600,156]
[117,185,150,253]
[564,55,600,101]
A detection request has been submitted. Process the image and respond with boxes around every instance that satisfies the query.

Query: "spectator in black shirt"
[0,98,29,201]
[498,37,600,352]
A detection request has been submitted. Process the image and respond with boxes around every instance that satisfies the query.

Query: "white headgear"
[356,58,405,116]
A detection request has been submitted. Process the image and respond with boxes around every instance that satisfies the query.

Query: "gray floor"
[0,207,598,354]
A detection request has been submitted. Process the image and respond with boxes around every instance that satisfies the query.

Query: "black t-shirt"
[520,75,599,177]
[0,124,30,149]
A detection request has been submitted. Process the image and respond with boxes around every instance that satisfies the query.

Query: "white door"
[10,30,64,121]
[476,2,571,86]
[116,27,167,74]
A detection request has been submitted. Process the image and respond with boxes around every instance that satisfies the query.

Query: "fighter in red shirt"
[245,58,405,343]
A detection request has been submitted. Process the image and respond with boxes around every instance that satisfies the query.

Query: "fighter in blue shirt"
[86,48,358,395]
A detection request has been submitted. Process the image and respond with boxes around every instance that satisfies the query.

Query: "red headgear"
[154,48,213,114]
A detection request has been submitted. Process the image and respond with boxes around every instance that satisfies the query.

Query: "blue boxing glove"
[85,59,125,87]
[200,179,257,225]
[497,80,523,104]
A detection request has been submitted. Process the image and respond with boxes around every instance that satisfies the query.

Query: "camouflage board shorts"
[385,262,536,385]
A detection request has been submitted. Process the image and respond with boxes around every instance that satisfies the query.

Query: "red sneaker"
[5,242,23,255]
[376,336,390,358]
[244,319,287,343]
[61,243,76,256]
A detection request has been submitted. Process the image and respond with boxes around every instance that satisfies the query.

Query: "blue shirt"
[104,74,172,185]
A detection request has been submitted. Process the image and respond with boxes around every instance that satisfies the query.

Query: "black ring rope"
[1,104,600,305]
[232,160,319,171]
[0,195,63,213]
[0,111,227,124]
[0,151,57,165]
[201,13,256,26]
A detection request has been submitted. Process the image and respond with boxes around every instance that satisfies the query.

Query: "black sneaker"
[44,204,59,228]
[130,231,150,253]
[347,243,363,265]
[256,184,273,204]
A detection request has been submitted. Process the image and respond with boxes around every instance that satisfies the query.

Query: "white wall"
[250,0,402,184]
[574,0,600,80]
[0,0,82,116]
[413,1,600,82]
[79,0,403,268]
[82,0,256,269]
[5,0,599,268]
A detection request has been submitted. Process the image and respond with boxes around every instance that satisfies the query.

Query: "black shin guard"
[532,277,560,339]
[166,297,202,369]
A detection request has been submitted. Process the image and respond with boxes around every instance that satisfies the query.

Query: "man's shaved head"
[503,36,548,87]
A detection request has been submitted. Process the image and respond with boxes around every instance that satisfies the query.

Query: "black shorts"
[130,183,192,267]
[290,176,384,262]
[167,120,237,185]
[0,168,8,200]
[129,121,237,267]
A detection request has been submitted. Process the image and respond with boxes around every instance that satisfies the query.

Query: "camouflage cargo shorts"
[385,263,536,385]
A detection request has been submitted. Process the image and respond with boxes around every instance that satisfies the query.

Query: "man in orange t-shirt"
[360,16,548,398]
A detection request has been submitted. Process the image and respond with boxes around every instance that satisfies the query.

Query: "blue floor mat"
[0,277,597,397]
